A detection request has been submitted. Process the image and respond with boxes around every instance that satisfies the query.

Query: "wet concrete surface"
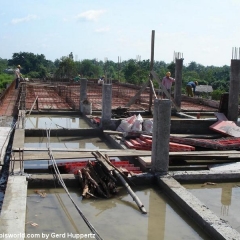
[25,115,91,129]
[0,93,239,239]
[26,186,211,240]
[183,182,240,233]
[23,136,116,170]
[24,136,112,149]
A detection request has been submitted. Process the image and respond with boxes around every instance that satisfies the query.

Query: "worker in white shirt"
[15,65,21,89]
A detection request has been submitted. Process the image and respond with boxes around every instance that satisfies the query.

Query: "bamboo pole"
[93,151,147,214]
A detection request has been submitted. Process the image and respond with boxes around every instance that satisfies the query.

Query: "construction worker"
[74,74,81,82]
[98,75,105,85]
[162,72,175,98]
[14,65,21,89]
[186,81,198,97]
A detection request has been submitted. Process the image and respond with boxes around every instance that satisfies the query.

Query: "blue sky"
[1,0,240,67]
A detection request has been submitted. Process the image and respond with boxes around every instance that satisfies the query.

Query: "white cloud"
[95,27,110,33]
[231,0,240,6]
[11,14,37,24]
[75,10,106,21]
[63,17,69,22]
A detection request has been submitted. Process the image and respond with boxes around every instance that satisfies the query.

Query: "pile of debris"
[78,160,118,199]
[76,151,147,213]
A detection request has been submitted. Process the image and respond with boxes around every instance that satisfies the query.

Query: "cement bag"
[143,119,153,133]
[132,114,143,131]
[116,115,136,132]
[126,115,136,124]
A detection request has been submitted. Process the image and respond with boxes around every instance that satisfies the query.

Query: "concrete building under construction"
[0,46,240,239]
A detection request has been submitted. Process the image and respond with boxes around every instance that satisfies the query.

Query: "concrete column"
[151,99,171,172]
[174,58,183,109]
[228,60,240,122]
[79,78,88,112]
[101,83,113,129]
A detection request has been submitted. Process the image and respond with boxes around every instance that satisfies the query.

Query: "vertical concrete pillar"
[80,78,87,112]
[151,99,171,172]
[228,60,240,122]
[101,83,112,129]
[174,58,183,109]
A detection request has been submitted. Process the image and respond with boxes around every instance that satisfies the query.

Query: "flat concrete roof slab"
[158,175,240,240]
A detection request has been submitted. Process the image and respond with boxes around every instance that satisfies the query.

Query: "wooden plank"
[149,79,157,99]
[170,134,222,139]
[125,80,150,107]
[12,147,120,152]
[28,96,38,116]
[168,150,239,156]
[13,149,152,161]
[209,162,240,171]
[103,130,124,135]
[138,156,151,167]
[13,147,239,155]
[138,156,240,169]
[169,165,208,171]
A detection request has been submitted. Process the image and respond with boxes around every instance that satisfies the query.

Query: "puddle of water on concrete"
[24,136,111,149]
[26,186,211,240]
[25,115,91,129]
[24,136,116,170]
[183,182,240,233]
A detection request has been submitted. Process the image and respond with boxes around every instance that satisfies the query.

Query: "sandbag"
[143,119,153,133]
[116,115,136,132]
[132,114,143,131]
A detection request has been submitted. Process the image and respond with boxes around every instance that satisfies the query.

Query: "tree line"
[0,52,231,99]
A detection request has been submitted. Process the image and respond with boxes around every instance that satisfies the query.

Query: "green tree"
[8,52,50,75]
[122,59,138,83]
[77,59,101,78]
[0,58,8,73]
[211,89,225,100]
[167,62,176,77]
[0,73,13,91]
[55,57,76,79]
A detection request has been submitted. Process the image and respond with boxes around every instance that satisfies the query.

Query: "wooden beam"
[13,149,152,161]
[149,79,157,99]
[28,96,38,116]
[125,80,150,107]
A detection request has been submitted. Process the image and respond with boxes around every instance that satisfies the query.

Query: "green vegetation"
[0,73,12,90]
[0,52,232,100]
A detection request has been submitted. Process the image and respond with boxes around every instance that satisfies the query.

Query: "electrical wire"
[45,127,104,240]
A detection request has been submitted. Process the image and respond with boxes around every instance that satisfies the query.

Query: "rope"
[45,128,104,240]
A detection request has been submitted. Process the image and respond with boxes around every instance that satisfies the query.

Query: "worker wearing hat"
[186,81,198,97]
[161,72,175,99]
[15,65,21,89]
